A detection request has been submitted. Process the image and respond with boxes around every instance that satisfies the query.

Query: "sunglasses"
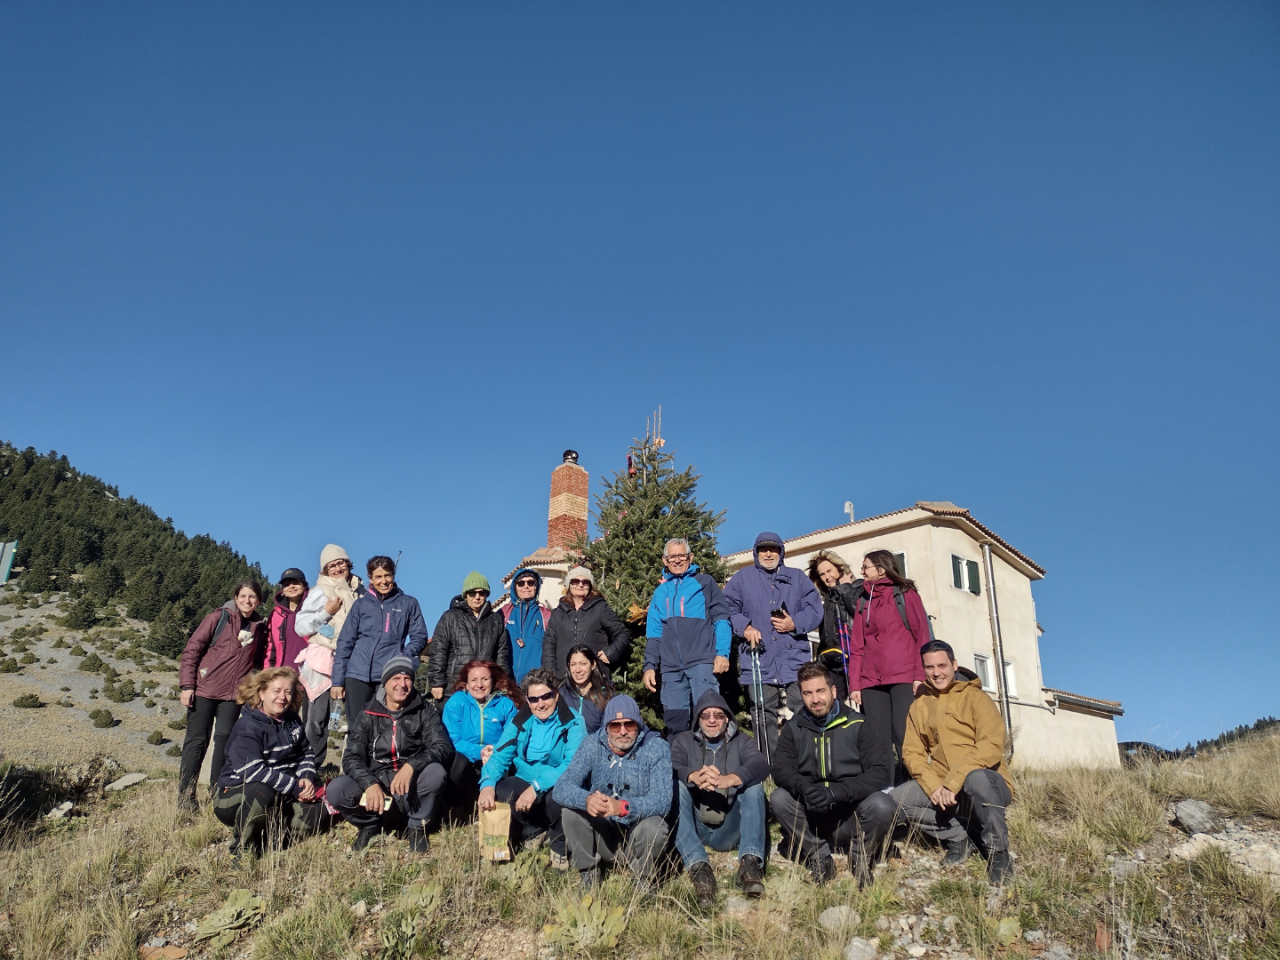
[465,589,490,598]
[606,720,639,732]
[700,710,728,722]
[569,579,592,587]
[527,690,557,704]
[514,579,537,588]
[665,553,691,562]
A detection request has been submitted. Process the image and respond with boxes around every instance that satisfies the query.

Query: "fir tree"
[572,426,730,725]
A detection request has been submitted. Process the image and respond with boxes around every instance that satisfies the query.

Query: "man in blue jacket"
[724,532,823,761]
[642,538,732,733]
[553,694,674,896]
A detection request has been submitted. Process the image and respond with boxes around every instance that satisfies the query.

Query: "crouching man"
[326,657,454,854]
[769,662,895,886]
[671,690,770,906]
[553,695,673,896]
[890,641,1014,884]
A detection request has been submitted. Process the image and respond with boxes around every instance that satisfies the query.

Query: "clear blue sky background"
[2,3,1276,749]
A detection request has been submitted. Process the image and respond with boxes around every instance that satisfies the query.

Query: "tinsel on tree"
[572,421,730,723]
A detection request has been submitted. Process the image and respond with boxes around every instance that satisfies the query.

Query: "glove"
[802,782,836,811]
[318,625,334,639]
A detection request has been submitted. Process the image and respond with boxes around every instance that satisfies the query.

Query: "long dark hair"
[451,660,526,708]
[863,549,916,593]
[562,643,613,711]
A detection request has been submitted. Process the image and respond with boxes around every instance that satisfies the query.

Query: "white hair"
[664,538,690,556]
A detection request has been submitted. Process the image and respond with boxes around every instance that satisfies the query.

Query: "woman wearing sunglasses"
[557,644,614,734]
[479,667,585,871]
[542,566,630,683]
[441,660,523,812]
[428,572,513,701]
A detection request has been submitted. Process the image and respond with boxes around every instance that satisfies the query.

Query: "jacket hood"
[238,703,299,727]
[753,531,786,569]
[920,674,983,698]
[221,598,263,622]
[692,688,738,739]
[510,568,543,601]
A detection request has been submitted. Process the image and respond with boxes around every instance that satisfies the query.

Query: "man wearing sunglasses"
[670,690,770,907]
[428,572,513,701]
[642,538,732,733]
[553,694,674,896]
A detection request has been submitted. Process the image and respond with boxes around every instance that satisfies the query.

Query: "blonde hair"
[235,667,304,712]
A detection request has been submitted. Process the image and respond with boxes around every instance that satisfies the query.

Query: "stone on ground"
[1174,799,1219,835]
[105,772,147,792]
[819,905,861,930]
[845,936,879,960]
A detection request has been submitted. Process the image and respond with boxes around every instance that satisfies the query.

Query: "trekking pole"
[750,646,771,765]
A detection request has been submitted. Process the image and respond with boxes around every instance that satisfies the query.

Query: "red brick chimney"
[548,450,589,550]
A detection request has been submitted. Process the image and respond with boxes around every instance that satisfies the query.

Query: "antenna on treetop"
[395,551,403,566]
[655,404,664,447]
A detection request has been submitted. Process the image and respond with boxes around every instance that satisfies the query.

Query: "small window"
[893,552,907,577]
[973,654,1017,698]
[951,555,981,595]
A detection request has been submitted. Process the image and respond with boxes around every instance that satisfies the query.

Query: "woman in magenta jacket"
[846,550,931,783]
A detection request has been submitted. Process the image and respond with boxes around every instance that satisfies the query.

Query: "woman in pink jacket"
[846,550,931,783]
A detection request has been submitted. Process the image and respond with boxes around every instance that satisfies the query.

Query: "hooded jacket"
[441,690,520,764]
[541,594,631,679]
[342,687,455,791]
[428,596,514,691]
[846,578,929,690]
[558,679,607,734]
[266,591,310,670]
[180,601,268,701]
[552,696,674,826]
[643,563,731,673]
[480,697,586,794]
[217,704,317,796]
[724,532,824,685]
[772,700,893,806]
[902,675,1013,797]
[669,690,770,824]
[499,569,551,685]
[332,585,429,688]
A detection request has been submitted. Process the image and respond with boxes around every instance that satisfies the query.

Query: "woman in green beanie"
[427,571,513,700]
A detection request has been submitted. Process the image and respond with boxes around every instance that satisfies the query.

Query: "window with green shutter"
[894,553,907,577]
[951,555,982,595]
[967,559,981,596]
[952,555,964,589]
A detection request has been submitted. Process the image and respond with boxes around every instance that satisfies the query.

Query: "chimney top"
[562,450,579,464]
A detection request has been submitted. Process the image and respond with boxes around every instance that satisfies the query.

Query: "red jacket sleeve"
[179,609,222,691]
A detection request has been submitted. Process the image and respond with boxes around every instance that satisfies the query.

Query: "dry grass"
[5,733,1280,959]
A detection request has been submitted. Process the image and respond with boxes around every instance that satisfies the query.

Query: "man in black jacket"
[769,662,895,886]
[671,690,770,907]
[428,572,513,700]
[327,657,455,854]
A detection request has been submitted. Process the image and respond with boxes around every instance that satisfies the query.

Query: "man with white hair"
[642,538,732,733]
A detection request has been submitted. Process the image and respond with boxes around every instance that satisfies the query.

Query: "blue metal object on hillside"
[0,541,17,584]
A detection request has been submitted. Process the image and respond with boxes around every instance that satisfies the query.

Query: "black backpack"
[842,579,936,641]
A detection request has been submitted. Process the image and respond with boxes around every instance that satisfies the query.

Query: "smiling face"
[663,545,691,575]
[859,557,886,580]
[325,558,351,579]
[281,581,306,601]
[757,546,781,571]
[568,651,592,687]
[235,586,260,617]
[923,650,958,692]
[465,666,493,701]
[527,683,557,720]
[800,674,837,719]
[568,578,591,600]
[698,705,728,740]
[514,576,537,601]
[370,567,395,595]
[816,559,841,588]
[261,676,295,718]
[385,671,413,709]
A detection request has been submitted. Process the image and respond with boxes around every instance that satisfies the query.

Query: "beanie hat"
[565,566,594,586]
[602,694,643,726]
[381,656,417,686]
[319,544,350,573]
[462,571,491,595]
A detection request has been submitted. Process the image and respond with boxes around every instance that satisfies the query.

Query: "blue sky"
[1,2,1276,749]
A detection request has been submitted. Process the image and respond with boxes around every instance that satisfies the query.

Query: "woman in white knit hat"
[540,566,631,683]
[294,544,365,767]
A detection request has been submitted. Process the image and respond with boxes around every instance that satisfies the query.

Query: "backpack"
[845,579,936,641]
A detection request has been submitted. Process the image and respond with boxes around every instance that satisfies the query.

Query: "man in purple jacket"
[724,532,823,761]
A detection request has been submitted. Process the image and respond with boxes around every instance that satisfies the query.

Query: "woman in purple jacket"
[846,550,930,783]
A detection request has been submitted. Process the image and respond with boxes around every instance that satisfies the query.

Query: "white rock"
[875,916,891,931]
[104,772,147,792]
[907,947,927,958]
[942,916,957,932]
[352,900,367,918]
[820,906,861,931]
[1024,930,1046,944]
[1174,799,1219,836]
[845,936,879,960]
[45,801,73,819]
[1170,834,1226,860]
[1042,943,1072,960]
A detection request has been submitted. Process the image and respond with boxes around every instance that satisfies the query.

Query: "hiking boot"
[807,854,836,885]
[987,850,1014,886]
[735,855,765,899]
[579,867,601,894]
[943,837,978,865]
[351,826,380,853]
[406,827,430,855]
[689,860,717,908]
[227,839,242,866]
[524,830,548,852]
[549,850,570,872]
[176,791,199,818]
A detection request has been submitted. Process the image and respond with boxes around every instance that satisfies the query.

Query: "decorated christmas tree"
[572,415,734,725]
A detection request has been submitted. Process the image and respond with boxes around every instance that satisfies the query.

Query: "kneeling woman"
[213,667,328,859]
[479,668,585,871]
[441,660,522,811]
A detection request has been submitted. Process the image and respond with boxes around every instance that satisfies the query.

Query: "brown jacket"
[179,602,267,701]
[902,676,1013,797]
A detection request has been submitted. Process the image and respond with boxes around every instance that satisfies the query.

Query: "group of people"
[177,535,1014,894]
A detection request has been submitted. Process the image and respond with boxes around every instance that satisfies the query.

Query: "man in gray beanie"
[553,694,674,895]
[325,657,454,854]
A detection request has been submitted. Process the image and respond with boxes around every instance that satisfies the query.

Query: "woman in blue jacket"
[479,667,585,871]
[331,556,429,719]
[441,660,522,812]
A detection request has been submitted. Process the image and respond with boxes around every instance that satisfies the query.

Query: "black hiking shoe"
[987,850,1014,886]
[352,826,380,852]
[406,828,430,855]
[736,855,765,898]
[943,837,978,865]
[689,861,717,908]
[579,867,601,894]
[807,854,836,885]
[176,791,199,818]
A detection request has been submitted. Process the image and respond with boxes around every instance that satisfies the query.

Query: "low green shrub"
[168,716,187,730]
[92,709,114,728]
[12,693,42,708]
[166,744,182,757]
[0,658,20,673]
[20,653,38,665]
[146,730,165,745]
[69,644,86,656]
[78,653,104,672]
[104,679,136,703]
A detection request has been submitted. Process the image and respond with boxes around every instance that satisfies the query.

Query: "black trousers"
[344,677,377,722]
[212,781,329,851]
[446,753,482,815]
[179,696,241,795]
[495,776,566,856]
[860,683,915,783]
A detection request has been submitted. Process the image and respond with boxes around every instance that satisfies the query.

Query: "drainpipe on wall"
[981,541,1014,757]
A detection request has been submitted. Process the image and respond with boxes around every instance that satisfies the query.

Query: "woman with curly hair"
[806,551,860,701]
[213,667,329,860]
[441,660,524,812]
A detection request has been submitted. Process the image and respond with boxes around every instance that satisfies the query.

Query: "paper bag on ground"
[479,803,512,861]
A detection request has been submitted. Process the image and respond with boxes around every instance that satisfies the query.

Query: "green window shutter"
[951,555,963,589]
[894,553,907,577]
[967,560,981,596]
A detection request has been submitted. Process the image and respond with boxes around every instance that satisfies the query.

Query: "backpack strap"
[211,608,231,648]
[893,587,911,632]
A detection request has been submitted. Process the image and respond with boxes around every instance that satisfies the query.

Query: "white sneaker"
[550,850,570,872]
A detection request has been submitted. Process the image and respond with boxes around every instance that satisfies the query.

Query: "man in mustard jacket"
[890,640,1014,884]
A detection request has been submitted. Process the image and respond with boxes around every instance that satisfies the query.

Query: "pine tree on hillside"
[572,427,730,725]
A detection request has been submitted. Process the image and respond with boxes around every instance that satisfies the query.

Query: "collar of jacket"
[795,701,859,732]
[920,676,981,699]
[559,594,602,612]
[242,704,299,727]
[660,562,701,584]
[371,586,404,604]
[513,697,577,729]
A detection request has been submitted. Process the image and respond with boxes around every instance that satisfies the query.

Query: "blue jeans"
[660,662,721,734]
[674,780,767,867]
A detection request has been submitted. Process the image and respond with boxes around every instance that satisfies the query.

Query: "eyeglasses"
[665,553,691,562]
[515,579,537,588]
[606,720,639,732]
[568,579,591,587]
[527,690,557,704]
[701,710,728,722]
[465,589,490,598]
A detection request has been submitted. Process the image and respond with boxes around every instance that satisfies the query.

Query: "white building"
[722,501,1123,769]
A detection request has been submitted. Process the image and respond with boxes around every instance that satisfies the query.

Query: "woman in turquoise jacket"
[479,667,585,870]
[441,660,522,812]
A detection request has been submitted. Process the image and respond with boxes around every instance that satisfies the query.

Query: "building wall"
[1012,702,1122,769]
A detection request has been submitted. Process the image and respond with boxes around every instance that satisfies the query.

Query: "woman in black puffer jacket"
[427,572,512,700]
[541,566,631,681]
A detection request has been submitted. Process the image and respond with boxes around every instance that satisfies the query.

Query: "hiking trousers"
[745,682,802,762]
[890,769,1012,852]
[674,781,767,868]
[212,782,329,852]
[179,696,240,796]
[561,809,670,880]
[495,776,566,856]
[659,662,720,734]
[326,764,448,832]
[858,683,915,783]
[301,689,332,769]
[769,786,896,863]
